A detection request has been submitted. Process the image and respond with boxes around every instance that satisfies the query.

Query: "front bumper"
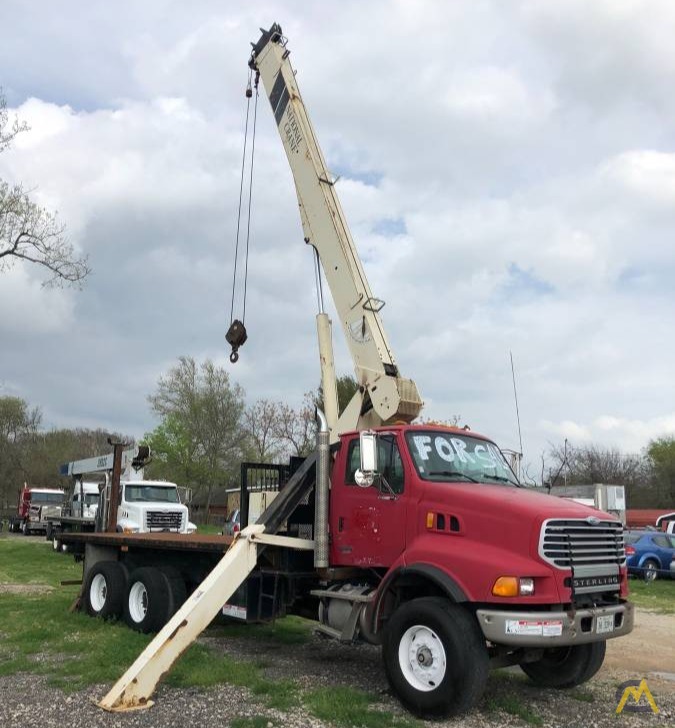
[477,601,634,647]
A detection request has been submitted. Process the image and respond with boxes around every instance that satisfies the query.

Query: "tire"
[21,521,29,536]
[642,559,659,582]
[52,534,62,552]
[124,567,180,633]
[159,566,187,613]
[520,640,606,688]
[84,561,127,619]
[45,523,53,540]
[382,597,489,718]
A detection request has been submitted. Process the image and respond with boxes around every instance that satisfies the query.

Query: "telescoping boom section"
[249,24,423,435]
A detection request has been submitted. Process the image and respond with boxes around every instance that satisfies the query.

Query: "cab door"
[330,434,408,567]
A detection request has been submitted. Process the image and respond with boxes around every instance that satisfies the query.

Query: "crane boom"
[250,23,423,436]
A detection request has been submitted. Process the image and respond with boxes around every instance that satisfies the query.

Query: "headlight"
[492,576,535,597]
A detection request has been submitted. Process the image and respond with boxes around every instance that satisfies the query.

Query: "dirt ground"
[1,607,672,728]
[604,609,675,679]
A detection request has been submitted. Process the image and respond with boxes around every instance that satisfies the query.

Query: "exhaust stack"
[314,408,330,568]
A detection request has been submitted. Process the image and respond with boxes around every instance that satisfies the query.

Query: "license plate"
[596,615,614,634]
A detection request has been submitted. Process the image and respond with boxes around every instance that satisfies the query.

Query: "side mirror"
[355,430,378,488]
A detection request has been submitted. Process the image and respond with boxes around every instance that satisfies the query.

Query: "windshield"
[405,431,519,486]
[31,492,64,504]
[84,493,100,506]
[124,485,180,503]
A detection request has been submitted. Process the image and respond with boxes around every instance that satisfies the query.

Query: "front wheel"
[382,597,489,718]
[520,641,606,688]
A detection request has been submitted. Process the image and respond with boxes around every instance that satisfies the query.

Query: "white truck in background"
[49,446,196,547]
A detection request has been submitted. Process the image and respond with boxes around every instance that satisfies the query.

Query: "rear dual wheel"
[124,566,187,633]
[84,561,128,619]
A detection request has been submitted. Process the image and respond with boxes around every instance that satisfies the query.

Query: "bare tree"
[274,392,317,458]
[244,398,285,461]
[0,90,89,287]
[545,442,647,487]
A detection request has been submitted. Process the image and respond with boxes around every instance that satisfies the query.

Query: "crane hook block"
[226,319,248,364]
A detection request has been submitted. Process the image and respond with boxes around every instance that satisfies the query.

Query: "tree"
[273,391,317,458]
[646,437,675,505]
[243,398,285,462]
[316,374,360,417]
[545,442,646,488]
[0,90,89,287]
[146,357,247,515]
[0,395,41,508]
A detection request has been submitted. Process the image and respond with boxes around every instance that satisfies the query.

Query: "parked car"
[625,530,675,581]
[222,508,240,537]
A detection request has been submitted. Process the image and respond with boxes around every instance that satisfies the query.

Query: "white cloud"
[0,267,75,334]
[0,1,674,476]
[541,414,675,453]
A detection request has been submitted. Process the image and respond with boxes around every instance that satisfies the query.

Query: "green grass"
[196,523,223,535]
[212,615,312,645]
[305,686,419,728]
[230,718,276,728]
[0,539,425,727]
[485,694,543,726]
[568,688,595,703]
[0,538,81,585]
[0,538,298,706]
[628,578,675,614]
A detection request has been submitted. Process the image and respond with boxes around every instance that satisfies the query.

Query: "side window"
[652,535,669,548]
[378,437,405,494]
[346,439,361,485]
[344,436,405,494]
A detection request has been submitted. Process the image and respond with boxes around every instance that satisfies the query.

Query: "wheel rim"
[128,581,148,623]
[644,562,657,582]
[398,624,447,692]
[90,573,108,612]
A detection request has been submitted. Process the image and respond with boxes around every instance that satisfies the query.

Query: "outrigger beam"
[98,526,314,712]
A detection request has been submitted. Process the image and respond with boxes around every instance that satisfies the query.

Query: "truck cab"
[11,486,65,534]
[115,480,196,534]
[330,425,630,645]
[71,482,100,520]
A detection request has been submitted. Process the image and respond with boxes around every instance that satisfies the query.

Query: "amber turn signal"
[492,576,519,597]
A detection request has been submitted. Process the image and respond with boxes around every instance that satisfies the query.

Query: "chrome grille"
[539,518,625,569]
[145,511,183,531]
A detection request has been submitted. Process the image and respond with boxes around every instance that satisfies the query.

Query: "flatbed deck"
[60,531,235,553]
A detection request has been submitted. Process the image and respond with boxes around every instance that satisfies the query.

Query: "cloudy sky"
[1,0,674,480]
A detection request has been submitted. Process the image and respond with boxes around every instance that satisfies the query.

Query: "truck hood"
[420,481,618,562]
[424,482,611,520]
